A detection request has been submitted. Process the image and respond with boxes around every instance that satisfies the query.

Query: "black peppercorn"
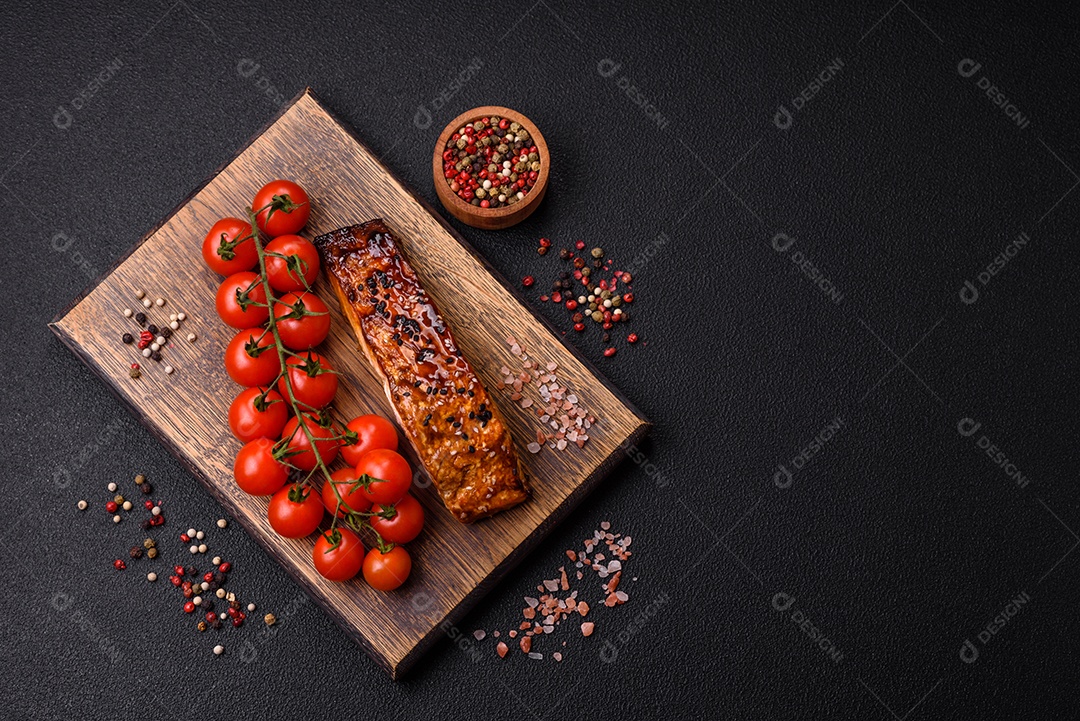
[592,259,603,268]
[161,327,172,339]
[122,333,134,344]
[151,351,162,362]
[147,324,159,335]
[129,546,143,559]
[559,248,571,260]
[141,483,153,494]
[135,312,146,325]
[603,333,611,342]
[140,519,152,530]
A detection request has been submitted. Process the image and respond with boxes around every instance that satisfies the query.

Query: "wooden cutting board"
[49,88,649,678]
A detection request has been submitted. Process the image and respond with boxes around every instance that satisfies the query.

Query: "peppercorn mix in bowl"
[433,106,549,230]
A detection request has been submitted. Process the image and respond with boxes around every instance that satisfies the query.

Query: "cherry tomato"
[224,328,280,387]
[321,467,372,518]
[273,292,331,350]
[202,217,257,276]
[340,414,398,467]
[265,235,320,292]
[268,484,324,538]
[278,352,338,410]
[363,545,411,591]
[228,387,288,442]
[253,179,310,237]
[233,438,289,495]
[369,493,424,545]
[356,449,412,506]
[280,414,338,471]
[216,271,270,329]
[313,528,365,581]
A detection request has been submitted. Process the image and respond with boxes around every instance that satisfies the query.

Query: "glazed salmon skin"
[314,219,530,523]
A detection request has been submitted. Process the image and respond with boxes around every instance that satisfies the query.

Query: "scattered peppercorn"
[522,275,534,287]
[129,546,143,559]
[114,559,126,570]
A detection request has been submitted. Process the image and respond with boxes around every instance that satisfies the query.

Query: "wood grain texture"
[49,88,649,679]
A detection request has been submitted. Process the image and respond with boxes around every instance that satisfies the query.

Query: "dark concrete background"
[2,1,1078,718]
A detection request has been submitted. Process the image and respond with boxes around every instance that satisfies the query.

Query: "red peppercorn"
[539,295,549,302]
[219,562,232,573]
[522,275,534,287]
[565,300,578,311]
[603,322,613,330]
[480,200,490,208]
[573,323,585,332]
[499,118,510,129]
[232,618,243,627]
[622,293,634,303]
[183,587,194,599]
[144,500,154,509]
[575,240,585,250]
[206,611,216,622]
[603,347,617,357]
[539,238,552,248]
[180,533,190,543]
[552,292,562,303]
[628,333,639,343]
[130,362,140,370]
[151,515,164,526]
[113,559,126,570]
[203,572,215,582]
[105,501,118,513]
[169,575,181,586]
[183,601,195,614]
[174,565,185,576]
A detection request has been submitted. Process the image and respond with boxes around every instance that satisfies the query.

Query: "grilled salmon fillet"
[314,219,529,523]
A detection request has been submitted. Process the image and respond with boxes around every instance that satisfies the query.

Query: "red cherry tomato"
[228,387,288,442]
[278,352,338,410]
[233,438,289,495]
[268,484,324,538]
[253,179,310,237]
[216,271,269,329]
[369,493,424,544]
[280,414,338,471]
[313,528,365,581]
[265,235,320,292]
[273,292,331,350]
[340,414,398,467]
[202,217,257,276]
[355,449,412,506]
[363,545,411,591]
[224,328,281,387]
[321,467,372,518]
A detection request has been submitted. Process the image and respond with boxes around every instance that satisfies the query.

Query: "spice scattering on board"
[441,115,542,208]
[500,336,594,453]
[472,521,636,661]
[119,290,196,379]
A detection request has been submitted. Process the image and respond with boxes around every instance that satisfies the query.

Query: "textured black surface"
[2,1,1078,718]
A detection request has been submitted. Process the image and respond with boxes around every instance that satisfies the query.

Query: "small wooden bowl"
[433,106,549,230]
